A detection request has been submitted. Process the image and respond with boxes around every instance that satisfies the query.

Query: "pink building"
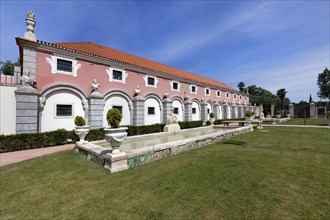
[2,11,251,134]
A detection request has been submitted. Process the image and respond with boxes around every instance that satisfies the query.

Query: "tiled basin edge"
[75,126,253,173]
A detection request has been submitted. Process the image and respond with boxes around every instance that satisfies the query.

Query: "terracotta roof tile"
[52,41,236,91]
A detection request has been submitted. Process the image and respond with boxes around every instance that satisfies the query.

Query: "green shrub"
[106,108,122,128]
[206,121,211,126]
[276,111,281,115]
[245,111,254,117]
[209,112,215,118]
[74,115,86,126]
[125,124,166,136]
[85,128,104,141]
[179,120,203,129]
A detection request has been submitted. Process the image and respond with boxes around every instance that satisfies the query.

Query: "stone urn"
[210,118,215,125]
[245,116,254,125]
[74,126,90,144]
[276,114,281,119]
[104,127,128,154]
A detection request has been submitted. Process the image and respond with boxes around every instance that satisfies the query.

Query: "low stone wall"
[75,126,253,173]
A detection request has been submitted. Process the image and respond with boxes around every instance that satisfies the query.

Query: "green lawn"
[1,127,329,219]
[281,118,328,126]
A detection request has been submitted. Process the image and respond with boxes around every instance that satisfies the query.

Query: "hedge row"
[126,124,166,136]
[179,120,203,129]
[0,129,75,153]
[0,121,206,153]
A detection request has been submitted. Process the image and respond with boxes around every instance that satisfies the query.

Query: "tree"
[317,67,330,100]
[0,59,20,75]
[277,88,287,117]
[237,82,246,93]
[309,94,313,103]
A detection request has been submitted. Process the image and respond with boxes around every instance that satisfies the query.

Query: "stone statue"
[21,70,33,87]
[184,92,190,101]
[91,79,100,92]
[134,86,141,96]
[167,107,178,124]
[164,90,169,99]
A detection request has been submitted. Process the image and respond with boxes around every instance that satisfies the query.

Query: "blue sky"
[1,0,329,102]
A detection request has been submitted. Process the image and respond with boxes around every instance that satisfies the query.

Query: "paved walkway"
[0,144,75,167]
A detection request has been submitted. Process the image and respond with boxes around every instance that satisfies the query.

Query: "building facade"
[1,11,254,134]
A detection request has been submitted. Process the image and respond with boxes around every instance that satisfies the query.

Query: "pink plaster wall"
[36,50,249,105]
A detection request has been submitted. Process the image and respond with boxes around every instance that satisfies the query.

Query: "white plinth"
[164,123,181,133]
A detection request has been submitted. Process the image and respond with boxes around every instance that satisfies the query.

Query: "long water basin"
[98,126,227,152]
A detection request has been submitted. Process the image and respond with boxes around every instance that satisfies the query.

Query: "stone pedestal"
[164,123,181,133]
[163,99,173,124]
[88,93,104,129]
[104,152,128,173]
[231,106,236,119]
[184,101,192,121]
[201,102,208,123]
[22,46,37,81]
[223,104,230,119]
[289,104,294,118]
[271,103,275,117]
[310,103,316,118]
[133,96,145,126]
[15,86,39,133]
[213,103,220,119]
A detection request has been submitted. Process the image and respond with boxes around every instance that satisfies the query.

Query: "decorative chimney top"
[24,10,36,41]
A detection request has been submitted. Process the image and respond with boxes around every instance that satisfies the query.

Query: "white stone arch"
[144,93,162,125]
[103,90,133,127]
[206,100,213,120]
[191,98,201,121]
[171,96,184,122]
[231,104,238,119]
[39,84,87,132]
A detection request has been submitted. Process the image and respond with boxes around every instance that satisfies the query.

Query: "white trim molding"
[170,80,181,92]
[106,67,128,84]
[143,75,159,88]
[190,85,197,94]
[46,55,81,77]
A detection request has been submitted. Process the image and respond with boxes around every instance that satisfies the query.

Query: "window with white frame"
[55,104,73,117]
[190,85,197,94]
[240,95,242,100]
[57,59,72,72]
[46,55,81,77]
[234,94,237,99]
[106,67,128,84]
[171,81,180,91]
[216,90,221,97]
[143,75,158,88]
[205,88,210,96]
[192,108,196,114]
[226,92,230,99]
[173,107,179,114]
